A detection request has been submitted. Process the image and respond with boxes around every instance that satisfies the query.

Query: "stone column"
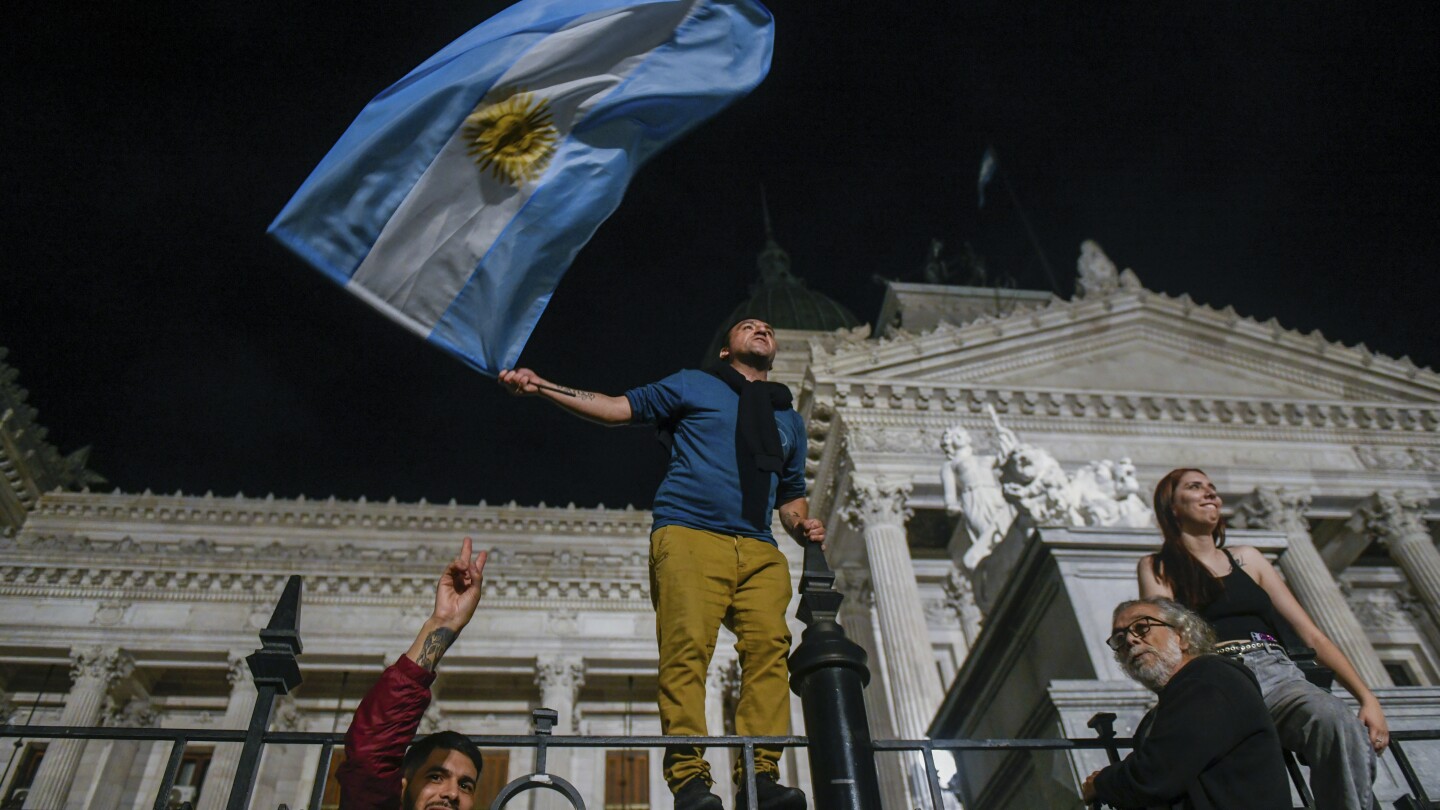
[842,476,943,805]
[195,652,260,810]
[1354,491,1440,627]
[86,698,159,810]
[24,646,133,810]
[1234,487,1392,687]
[535,654,585,800]
[835,569,909,810]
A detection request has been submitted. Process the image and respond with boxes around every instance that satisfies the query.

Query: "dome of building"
[703,224,861,363]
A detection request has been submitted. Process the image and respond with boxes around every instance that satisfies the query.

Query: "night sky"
[4,2,1436,510]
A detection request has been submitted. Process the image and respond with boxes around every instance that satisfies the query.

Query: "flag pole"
[991,150,1061,295]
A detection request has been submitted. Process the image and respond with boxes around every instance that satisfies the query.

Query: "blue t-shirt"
[625,370,808,544]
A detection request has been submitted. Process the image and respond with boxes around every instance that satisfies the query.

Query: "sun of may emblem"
[463,90,558,186]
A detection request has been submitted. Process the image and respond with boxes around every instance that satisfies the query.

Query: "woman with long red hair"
[1138,468,1387,810]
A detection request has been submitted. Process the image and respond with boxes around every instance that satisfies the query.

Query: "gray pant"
[1237,649,1376,810]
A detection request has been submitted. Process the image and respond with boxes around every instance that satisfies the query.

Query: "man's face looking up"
[721,318,776,369]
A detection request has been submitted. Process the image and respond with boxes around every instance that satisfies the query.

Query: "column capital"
[535,655,586,697]
[103,696,158,728]
[69,646,133,688]
[224,651,252,689]
[1232,487,1312,536]
[842,476,913,531]
[1351,491,1432,546]
[272,694,304,732]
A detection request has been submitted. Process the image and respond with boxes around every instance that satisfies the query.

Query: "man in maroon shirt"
[339,538,488,810]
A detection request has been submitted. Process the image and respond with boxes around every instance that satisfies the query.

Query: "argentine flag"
[269,0,773,375]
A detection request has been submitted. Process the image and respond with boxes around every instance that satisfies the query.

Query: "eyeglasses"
[1106,617,1173,651]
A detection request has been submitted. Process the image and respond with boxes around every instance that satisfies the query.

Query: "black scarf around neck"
[706,363,794,527]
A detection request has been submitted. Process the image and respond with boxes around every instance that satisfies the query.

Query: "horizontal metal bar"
[8,723,1440,752]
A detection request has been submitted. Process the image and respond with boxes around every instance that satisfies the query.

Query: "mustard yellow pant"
[649,525,794,792]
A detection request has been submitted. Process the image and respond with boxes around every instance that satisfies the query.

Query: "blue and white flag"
[269,0,774,375]
[977,146,997,209]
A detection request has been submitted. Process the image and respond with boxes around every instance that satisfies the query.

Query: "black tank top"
[1197,550,1295,644]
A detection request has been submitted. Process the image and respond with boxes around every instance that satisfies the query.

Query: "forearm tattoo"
[783,510,802,531]
[416,627,458,671]
[557,386,596,401]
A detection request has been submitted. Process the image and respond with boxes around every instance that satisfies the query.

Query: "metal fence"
[4,549,1439,809]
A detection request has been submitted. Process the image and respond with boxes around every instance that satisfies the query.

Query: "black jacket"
[1094,655,1291,810]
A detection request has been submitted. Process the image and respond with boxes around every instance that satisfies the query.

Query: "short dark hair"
[403,730,483,783]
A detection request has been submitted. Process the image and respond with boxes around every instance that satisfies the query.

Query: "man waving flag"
[269,0,774,375]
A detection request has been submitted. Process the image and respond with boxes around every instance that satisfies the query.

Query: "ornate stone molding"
[1355,445,1440,471]
[1351,492,1431,546]
[0,542,652,609]
[1232,487,1312,536]
[846,426,946,455]
[812,381,1439,436]
[26,490,653,536]
[842,477,913,531]
[90,599,130,627]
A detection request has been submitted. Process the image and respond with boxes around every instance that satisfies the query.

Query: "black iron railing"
[4,549,1439,809]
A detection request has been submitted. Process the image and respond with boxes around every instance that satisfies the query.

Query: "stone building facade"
[3,241,1439,808]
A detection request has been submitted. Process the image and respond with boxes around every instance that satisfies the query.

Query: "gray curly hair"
[1111,597,1217,659]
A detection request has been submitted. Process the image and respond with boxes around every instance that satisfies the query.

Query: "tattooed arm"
[405,537,488,671]
[778,497,827,550]
[498,368,633,426]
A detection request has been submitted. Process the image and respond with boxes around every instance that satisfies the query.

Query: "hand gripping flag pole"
[269,0,774,376]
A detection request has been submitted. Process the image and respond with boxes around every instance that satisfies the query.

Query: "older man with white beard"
[1082,597,1292,810]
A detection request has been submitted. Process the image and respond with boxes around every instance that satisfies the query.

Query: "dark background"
[3,2,1436,508]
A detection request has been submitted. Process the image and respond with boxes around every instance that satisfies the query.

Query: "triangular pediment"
[811,288,1440,403]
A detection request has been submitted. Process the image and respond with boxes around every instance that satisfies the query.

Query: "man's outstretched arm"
[406,536,489,670]
[498,368,632,426]
[339,538,488,809]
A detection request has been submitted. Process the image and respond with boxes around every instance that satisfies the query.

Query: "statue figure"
[923,237,950,284]
[967,406,1157,539]
[940,425,1015,569]
[1076,239,1118,298]
[1069,458,1150,527]
[986,405,1077,525]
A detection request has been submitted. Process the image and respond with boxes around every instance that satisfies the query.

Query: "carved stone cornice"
[70,646,134,688]
[842,477,913,531]
[1351,491,1432,546]
[807,380,1439,438]
[1232,487,1312,536]
[808,279,1439,396]
[0,540,652,610]
[25,490,654,537]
